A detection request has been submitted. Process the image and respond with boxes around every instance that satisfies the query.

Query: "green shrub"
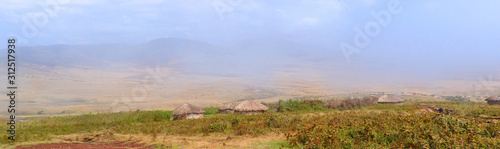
[202,121,229,133]
[325,96,378,110]
[277,99,327,112]
[285,112,500,148]
[203,107,219,116]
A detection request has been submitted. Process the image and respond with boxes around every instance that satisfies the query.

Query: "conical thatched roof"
[485,96,500,101]
[233,100,268,112]
[219,102,240,110]
[172,103,205,115]
[377,94,403,103]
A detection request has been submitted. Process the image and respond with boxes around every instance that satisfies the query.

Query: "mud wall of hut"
[174,113,204,120]
[219,110,234,114]
[487,101,500,105]
[377,101,402,104]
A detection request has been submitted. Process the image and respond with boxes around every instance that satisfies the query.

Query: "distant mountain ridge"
[10,38,333,77]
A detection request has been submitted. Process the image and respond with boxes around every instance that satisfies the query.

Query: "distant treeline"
[443,96,470,102]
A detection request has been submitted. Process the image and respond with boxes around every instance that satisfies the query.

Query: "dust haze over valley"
[2,0,500,116]
[1,37,499,116]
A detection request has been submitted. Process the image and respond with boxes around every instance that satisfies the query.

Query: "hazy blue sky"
[1,0,498,45]
[1,0,499,77]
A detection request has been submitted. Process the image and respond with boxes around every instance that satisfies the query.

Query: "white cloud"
[425,2,440,10]
[301,17,319,25]
[0,0,38,11]
[361,0,376,6]
[57,0,102,6]
[311,0,343,11]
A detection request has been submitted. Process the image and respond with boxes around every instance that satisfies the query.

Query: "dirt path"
[16,140,154,149]
[14,131,285,149]
[15,131,158,149]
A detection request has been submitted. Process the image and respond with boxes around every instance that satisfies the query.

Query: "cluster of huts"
[171,94,500,120]
[375,94,500,105]
[377,94,500,105]
[172,100,269,120]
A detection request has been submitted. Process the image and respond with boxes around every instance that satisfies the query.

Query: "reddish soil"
[16,140,156,149]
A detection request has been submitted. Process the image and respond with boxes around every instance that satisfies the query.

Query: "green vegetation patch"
[1,101,500,148]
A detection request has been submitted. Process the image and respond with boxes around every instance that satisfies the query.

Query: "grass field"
[1,100,500,148]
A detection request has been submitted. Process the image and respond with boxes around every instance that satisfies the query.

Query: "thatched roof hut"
[218,102,240,114]
[172,103,205,120]
[377,94,403,104]
[233,100,268,115]
[485,96,500,105]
